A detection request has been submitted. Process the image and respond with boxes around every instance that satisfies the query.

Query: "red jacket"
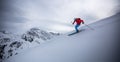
[73,18,84,25]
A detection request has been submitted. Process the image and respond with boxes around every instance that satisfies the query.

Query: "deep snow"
[5,13,120,62]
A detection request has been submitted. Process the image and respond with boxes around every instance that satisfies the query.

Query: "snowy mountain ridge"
[0,28,59,61]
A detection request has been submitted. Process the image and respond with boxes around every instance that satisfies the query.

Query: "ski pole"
[84,24,94,30]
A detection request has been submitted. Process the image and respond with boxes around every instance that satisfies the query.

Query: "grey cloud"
[0,0,119,33]
[0,0,29,30]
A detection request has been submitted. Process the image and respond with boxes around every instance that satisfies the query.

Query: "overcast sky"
[0,0,120,34]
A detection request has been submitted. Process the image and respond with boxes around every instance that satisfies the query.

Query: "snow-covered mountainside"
[4,13,120,62]
[21,28,59,43]
[0,28,59,62]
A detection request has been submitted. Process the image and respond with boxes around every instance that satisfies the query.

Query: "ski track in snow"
[5,13,120,62]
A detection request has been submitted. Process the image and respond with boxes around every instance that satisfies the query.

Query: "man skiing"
[72,18,84,32]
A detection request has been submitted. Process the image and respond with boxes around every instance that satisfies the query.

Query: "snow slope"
[5,13,120,62]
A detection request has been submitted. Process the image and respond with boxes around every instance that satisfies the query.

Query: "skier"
[72,18,84,32]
